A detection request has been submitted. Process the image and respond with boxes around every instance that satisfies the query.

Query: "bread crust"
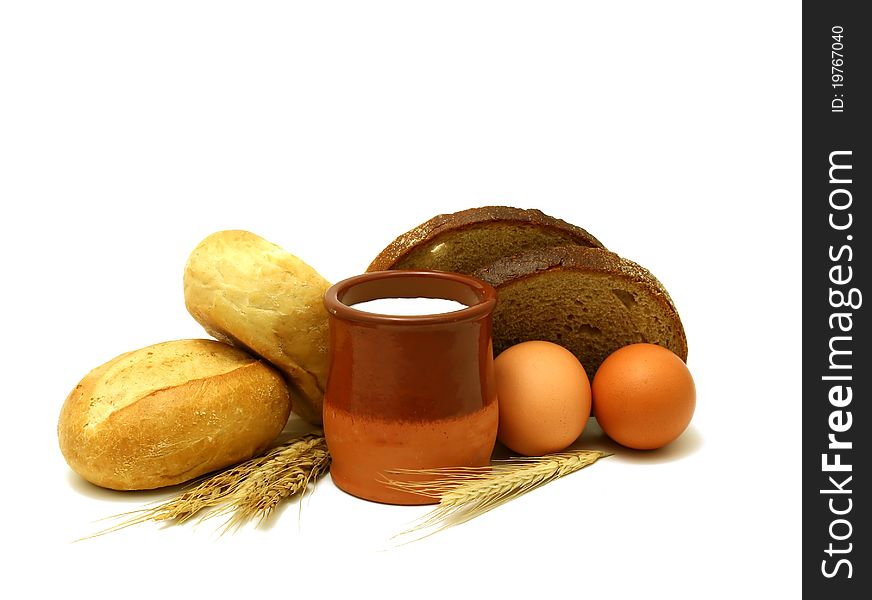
[367,206,605,272]
[183,230,331,424]
[475,245,688,361]
[57,339,291,490]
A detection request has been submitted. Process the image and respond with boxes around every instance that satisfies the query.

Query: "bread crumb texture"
[476,246,687,381]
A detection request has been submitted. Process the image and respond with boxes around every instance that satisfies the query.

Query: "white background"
[1,2,801,598]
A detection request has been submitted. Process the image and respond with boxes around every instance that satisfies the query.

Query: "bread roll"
[183,230,331,424]
[58,339,291,490]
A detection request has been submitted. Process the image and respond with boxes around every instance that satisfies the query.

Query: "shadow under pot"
[322,270,499,505]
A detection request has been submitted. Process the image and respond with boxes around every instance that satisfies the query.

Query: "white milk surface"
[350,297,468,315]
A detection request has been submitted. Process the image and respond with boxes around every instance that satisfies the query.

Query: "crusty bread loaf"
[367,206,605,275]
[184,230,331,424]
[58,339,291,490]
[475,246,687,380]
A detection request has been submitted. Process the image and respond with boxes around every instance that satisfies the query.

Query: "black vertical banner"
[803,2,870,597]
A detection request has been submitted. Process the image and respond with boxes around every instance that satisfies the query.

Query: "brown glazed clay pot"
[322,270,499,505]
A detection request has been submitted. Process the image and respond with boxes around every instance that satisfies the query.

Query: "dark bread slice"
[475,246,688,380]
[367,206,605,275]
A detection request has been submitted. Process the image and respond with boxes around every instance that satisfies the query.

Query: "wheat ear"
[86,433,330,538]
[383,450,610,538]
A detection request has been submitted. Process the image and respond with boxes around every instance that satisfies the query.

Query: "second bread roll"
[184,230,331,424]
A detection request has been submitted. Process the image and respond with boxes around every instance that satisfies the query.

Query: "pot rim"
[324,270,497,326]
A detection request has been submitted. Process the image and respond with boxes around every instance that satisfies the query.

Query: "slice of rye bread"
[474,246,688,380]
[367,206,605,275]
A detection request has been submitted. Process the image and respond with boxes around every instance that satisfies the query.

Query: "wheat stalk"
[88,433,330,538]
[383,450,610,539]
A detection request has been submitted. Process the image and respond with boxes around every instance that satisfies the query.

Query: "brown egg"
[494,341,591,456]
[592,343,695,450]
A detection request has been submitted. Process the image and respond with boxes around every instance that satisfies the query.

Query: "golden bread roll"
[183,230,331,424]
[58,339,291,490]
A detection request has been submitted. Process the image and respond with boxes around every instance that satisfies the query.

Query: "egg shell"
[592,343,695,450]
[494,340,591,456]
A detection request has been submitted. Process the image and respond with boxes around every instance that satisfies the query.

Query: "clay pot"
[322,270,498,505]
